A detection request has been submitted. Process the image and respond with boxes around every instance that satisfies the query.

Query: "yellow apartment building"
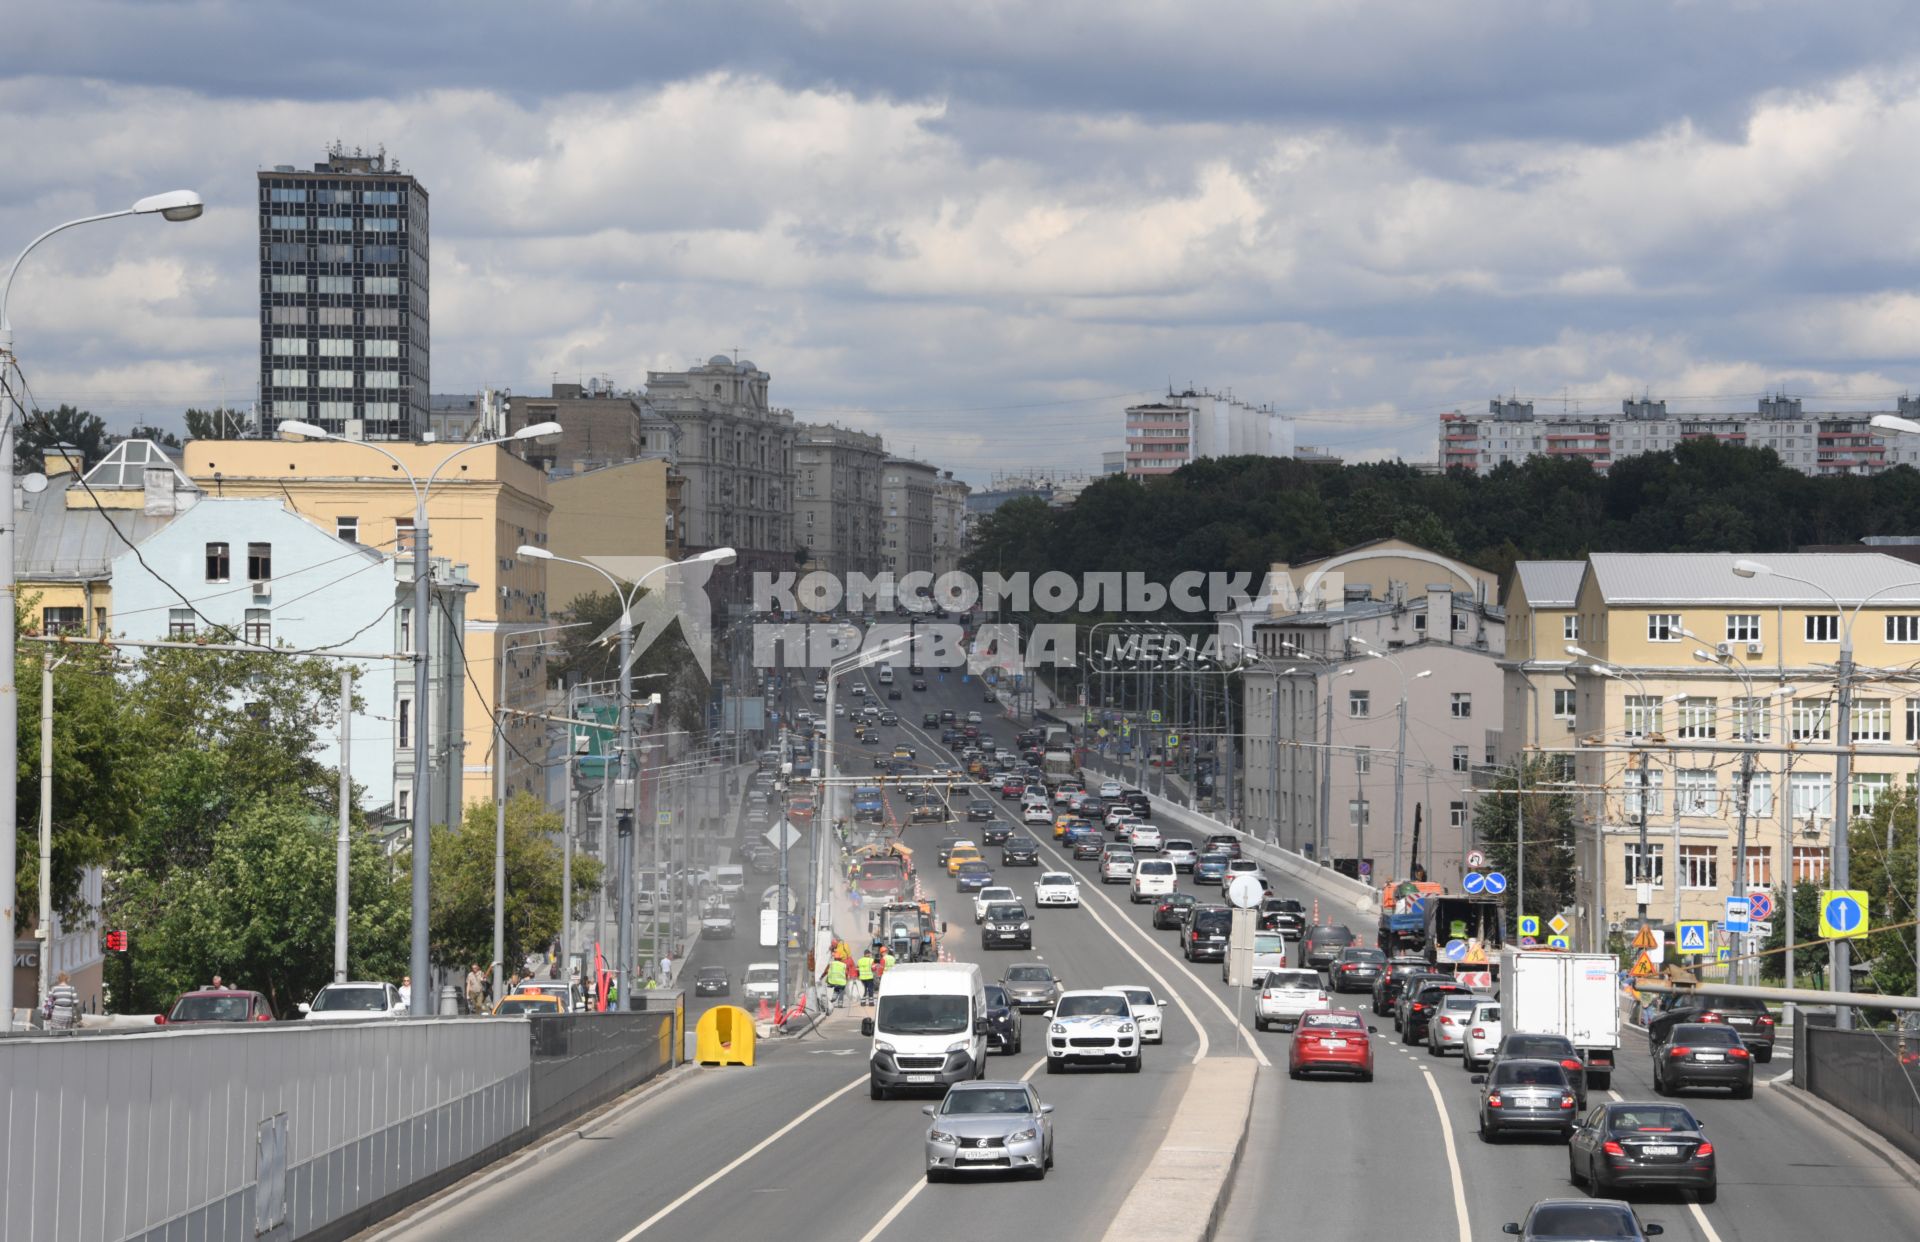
[1503,552,1920,951]
[184,438,552,815]
[545,458,684,609]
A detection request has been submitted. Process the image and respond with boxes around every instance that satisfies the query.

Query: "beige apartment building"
[184,438,553,815]
[1503,552,1920,951]
[794,423,884,580]
[645,355,796,578]
[545,457,685,608]
[931,471,970,578]
[882,457,937,577]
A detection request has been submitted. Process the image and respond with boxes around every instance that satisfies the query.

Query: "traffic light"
[106,930,129,952]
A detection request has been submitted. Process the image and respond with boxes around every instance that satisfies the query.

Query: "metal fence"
[527,999,684,1138]
[1796,1015,1920,1164]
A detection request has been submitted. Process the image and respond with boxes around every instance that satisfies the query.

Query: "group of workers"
[822,936,895,1008]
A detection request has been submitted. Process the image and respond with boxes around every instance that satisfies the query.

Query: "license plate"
[1695,1053,1723,1062]
[907,1074,936,1083]
[958,1149,998,1160]
[1728,1018,1752,1025]
[1645,1145,1679,1156]
[1321,1039,1348,1049]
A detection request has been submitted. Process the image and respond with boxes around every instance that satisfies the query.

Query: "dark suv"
[1184,908,1233,961]
[1651,1023,1755,1097]
[1645,993,1776,1062]
[1202,832,1242,860]
[1401,982,1469,1045]
[1299,924,1356,971]
[1373,957,1433,1016]
[1259,897,1306,938]
[983,984,1022,1054]
[1329,947,1387,993]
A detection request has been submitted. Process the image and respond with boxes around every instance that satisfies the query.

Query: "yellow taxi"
[491,992,562,1017]
[946,844,983,875]
[1053,814,1080,839]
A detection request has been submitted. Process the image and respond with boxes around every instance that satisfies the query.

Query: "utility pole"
[37,652,54,1006]
[1635,748,1652,929]
[1831,642,1857,1028]
[1732,750,1754,986]
[336,666,352,983]
[1318,688,1333,863]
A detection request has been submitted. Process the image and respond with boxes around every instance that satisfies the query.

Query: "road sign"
[657,809,673,827]
[1630,950,1655,977]
[1677,921,1710,954]
[1517,914,1541,939]
[765,819,801,851]
[1482,872,1508,896]
[1149,709,1163,724]
[1819,890,1869,939]
[1746,890,1775,922]
[1458,970,1492,989]
[1717,946,1731,963]
[1443,939,1468,962]
[1750,919,1773,937]
[1520,937,1538,947]
[1549,914,1570,936]
[1723,896,1751,933]
[1462,871,1487,895]
[1632,925,1658,950]
[1167,733,1180,748]
[1097,728,1109,738]
[1227,875,1265,909]
[1358,860,1372,878]
[1548,934,1570,951]
[1466,850,1486,869]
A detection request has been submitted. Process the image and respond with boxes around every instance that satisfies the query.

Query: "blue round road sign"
[1462,872,1487,895]
[1827,895,1863,934]
[1483,872,1508,896]
[1444,939,1467,961]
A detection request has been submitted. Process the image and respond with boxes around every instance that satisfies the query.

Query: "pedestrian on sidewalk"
[855,951,876,1005]
[464,964,485,1013]
[45,971,80,1033]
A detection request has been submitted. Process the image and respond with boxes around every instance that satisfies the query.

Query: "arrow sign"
[1482,872,1508,896]
[1443,939,1467,961]
[1819,890,1869,939]
[1462,872,1487,895]
[1517,914,1541,938]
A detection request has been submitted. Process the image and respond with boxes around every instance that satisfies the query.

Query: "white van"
[861,962,989,1099]
[712,864,745,897]
[1129,858,1176,903]
[877,665,895,685]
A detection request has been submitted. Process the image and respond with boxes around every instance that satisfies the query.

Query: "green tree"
[428,793,601,974]
[1758,880,1824,983]
[183,407,250,441]
[17,403,107,472]
[1467,758,1578,919]
[1848,790,1918,997]
[547,589,708,735]
[114,423,183,450]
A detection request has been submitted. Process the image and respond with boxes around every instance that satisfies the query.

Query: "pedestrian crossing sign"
[1677,921,1710,954]
[1717,946,1731,963]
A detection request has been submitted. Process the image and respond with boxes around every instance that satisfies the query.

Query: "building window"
[1805,613,1840,643]
[1789,772,1834,821]
[1743,775,1774,819]
[1348,690,1370,718]
[1624,767,1664,817]
[1792,846,1829,884]
[1888,615,1920,644]
[336,516,359,543]
[206,542,230,582]
[1449,801,1466,829]
[396,518,416,555]
[1725,614,1761,643]
[399,607,412,653]
[247,542,272,581]
[1852,699,1892,743]
[1676,697,1717,740]
[243,608,271,645]
[1354,747,1372,774]
[1563,615,1579,641]
[1676,769,1718,816]
[1790,699,1832,742]
[168,608,196,639]
[1678,845,1718,890]
[1850,772,1892,819]
[1450,693,1472,719]
[1348,799,1370,828]
[397,698,411,749]
[1732,696,1771,742]
[1743,845,1773,888]
[41,607,83,634]
[1623,695,1662,738]
[1452,745,1469,772]
[1625,842,1664,887]
[1553,688,1576,719]
[1647,613,1681,642]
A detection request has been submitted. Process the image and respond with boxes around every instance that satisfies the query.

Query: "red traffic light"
[106,930,128,952]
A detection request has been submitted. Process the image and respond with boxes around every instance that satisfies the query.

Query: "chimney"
[143,467,178,516]
[1426,584,1454,643]
[43,449,84,479]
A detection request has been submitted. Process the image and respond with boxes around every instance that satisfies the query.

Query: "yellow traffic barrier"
[695,1004,756,1067]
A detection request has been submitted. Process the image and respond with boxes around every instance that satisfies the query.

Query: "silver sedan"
[923,1081,1055,1181]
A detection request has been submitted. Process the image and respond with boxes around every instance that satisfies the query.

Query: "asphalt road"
[380,663,1920,1242]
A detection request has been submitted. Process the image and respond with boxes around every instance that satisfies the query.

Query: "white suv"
[1108,984,1166,1044]
[1098,781,1123,799]
[1129,859,1176,903]
[974,885,1019,922]
[1254,969,1328,1032]
[1462,1000,1502,1070]
[1128,826,1163,852]
[1046,989,1142,1073]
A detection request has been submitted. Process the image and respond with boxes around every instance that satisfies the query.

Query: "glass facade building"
[257,150,429,440]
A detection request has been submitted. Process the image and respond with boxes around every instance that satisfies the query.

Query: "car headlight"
[1019,923,1031,930]
[1051,1023,1067,1035]
[1006,1128,1037,1142]
[1118,1023,1136,1035]
[874,1040,896,1055]
[946,1039,972,1055]
[929,1129,960,1145]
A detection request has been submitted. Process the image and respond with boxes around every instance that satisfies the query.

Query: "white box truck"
[1497,948,1620,1089]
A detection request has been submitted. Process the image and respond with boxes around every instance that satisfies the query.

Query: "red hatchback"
[1288,1009,1374,1082]
[157,989,277,1026]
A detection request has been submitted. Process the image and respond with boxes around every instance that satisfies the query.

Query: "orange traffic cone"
[756,996,773,1022]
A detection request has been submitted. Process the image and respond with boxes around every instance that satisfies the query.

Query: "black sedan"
[1645,993,1775,1062]
[1652,1024,1754,1098]
[1328,947,1386,993]
[693,967,731,997]
[1001,837,1041,866]
[887,688,902,700]
[913,679,928,691]
[983,984,1022,1054]
[982,821,1013,845]
[1473,1058,1579,1142]
[1152,893,1199,929]
[968,800,996,822]
[1569,1103,1715,1202]
[1502,1200,1666,1240]
[1072,836,1104,860]
[923,712,940,726]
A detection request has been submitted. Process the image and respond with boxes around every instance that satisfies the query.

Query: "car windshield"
[1166,840,1194,851]
[1311,926,1353,942]
[1507,1035,1575,1057]
[1119,989,1154,1007]
[698,969,726,980]
[747,968,779,985]
[1673,1025,1741,1046]
[1440,994,1480,1011]
[941,1088,1033,1116]
[171,995,251,1021]
[1199,853,1229,865]
[495,998,557,1015]
[985,986,1009,1007]
[987,905,1029,921]
[311,987,388,1012]
[1254,934,1284,954]
[1610,1106,1698,1133]
[1056,994,1130,1018]
[1006,965,1054,982]
[1474,1005,1502,1022]
[1526,1204,1639,1238]
[1267,971,1321,991]
[958,861,991,874]
[1040,873,1074,886]
[1302,1012,1365,1030]
[1493,1061,1570,1087]
[1341,949,1386,963]
[876,994,970,1035]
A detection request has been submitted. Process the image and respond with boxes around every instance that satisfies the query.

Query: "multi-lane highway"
[378,662,1920,1242]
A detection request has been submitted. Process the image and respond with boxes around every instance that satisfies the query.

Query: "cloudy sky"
[6,1,1920,481]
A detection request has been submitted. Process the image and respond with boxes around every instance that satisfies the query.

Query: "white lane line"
[856,1053,1049,1242]
[1418,1066,1472,1242]
[614,1072,868,1240]
[1604,1088,1725,1242]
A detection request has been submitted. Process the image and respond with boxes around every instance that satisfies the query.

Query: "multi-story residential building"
[881,458,938,578]
[258,146,428,441]
[793,424,885,580]
[505,380,681,473]
[183,439,551,815]
[545,458,685,607]
[931,471,971,578]
[1441,395,1920,477]
[109,497,474,827]
[1236,541,1505,877]
[644,355,796,578]
[1124,388,1296,477]
[1502,552,1920,952]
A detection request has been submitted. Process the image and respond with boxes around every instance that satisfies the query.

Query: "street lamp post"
[1566,645,1659,937]
[1355,638,1431,883]
[280,419,563,1014]
[1,190,203,1033]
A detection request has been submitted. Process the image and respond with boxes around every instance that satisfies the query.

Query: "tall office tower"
[257,145,429,441]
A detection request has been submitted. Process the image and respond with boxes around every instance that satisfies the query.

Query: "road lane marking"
[613,1071,868,1240]
[1605,1088,1725,1242]
[1418,1066,1472,1242]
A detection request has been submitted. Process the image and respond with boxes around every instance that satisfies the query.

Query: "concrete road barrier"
[1102,1058,1259,1242]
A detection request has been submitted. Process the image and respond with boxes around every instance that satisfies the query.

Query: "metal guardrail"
[1796,1012,1920,1165]
[528,1001,683,1138]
